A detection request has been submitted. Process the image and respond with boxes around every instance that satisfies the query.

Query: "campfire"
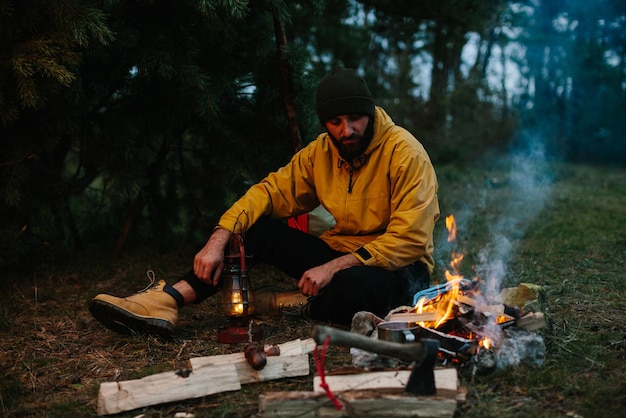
[404,215,515,348]
[380,279,525,365]
[351,214,546,373]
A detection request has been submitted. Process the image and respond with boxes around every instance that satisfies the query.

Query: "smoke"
[476,134,553,302]
[432,131,552,344]
[436,135,553,284]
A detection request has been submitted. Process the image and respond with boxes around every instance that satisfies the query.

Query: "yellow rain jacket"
[217,107,440,273]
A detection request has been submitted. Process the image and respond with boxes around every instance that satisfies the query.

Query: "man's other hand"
[298,253,362,296]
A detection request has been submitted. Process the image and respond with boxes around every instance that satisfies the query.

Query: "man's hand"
[193,228,231,286]
[298,253,362,296]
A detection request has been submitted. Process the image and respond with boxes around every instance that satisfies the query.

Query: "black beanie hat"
[316,67,375,124]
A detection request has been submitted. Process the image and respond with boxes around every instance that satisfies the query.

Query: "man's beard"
[328,119,374,162]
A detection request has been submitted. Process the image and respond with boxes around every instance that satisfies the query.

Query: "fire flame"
[480,338,492,350]
[230,292,245,315]
[412,214,465,326]
[406,214,508,352]
[445,214,457,242]
[449,252,464,273]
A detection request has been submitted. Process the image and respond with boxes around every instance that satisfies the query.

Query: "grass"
[1,161,625,417]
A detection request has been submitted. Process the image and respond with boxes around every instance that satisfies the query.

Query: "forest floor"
[1,160,625,418]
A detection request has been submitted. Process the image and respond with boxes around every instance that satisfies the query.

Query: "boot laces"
[139,270,157,292]
[278,301,306,317]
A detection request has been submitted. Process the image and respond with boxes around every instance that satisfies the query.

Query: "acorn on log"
[263,344,281,357]
[244,343,267,370]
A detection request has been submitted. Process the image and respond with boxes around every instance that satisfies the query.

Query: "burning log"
[415,326,478,361]
[455,294,504,315]
[386,311,440,323]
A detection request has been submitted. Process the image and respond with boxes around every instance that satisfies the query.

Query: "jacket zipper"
[348,169,354,193]
[339,158,364,194]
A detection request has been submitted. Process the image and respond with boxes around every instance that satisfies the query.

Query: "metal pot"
[377,322,419,343]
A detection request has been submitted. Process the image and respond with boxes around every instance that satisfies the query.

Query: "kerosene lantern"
[217,233,263,343]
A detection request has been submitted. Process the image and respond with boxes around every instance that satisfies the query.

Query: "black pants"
[183,217,430,324]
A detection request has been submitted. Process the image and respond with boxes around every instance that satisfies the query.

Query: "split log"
[385,311,440,323]
[313,368,458,396]
[258,368,462,417]
[339,390,458,418]
[190,337,315,370]
[97,363,240,415]
[189,352,310,385]
[98,338,315,415]
[456,294,504,315]
[258,391,338,417]
[515,311,546,331]
[258,391,459,417]
[189,338,313,384]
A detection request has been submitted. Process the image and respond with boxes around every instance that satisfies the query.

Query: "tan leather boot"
[89,279,178,337]
[253,286,309,317]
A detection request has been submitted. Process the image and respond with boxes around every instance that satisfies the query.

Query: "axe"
[312,325,440,395]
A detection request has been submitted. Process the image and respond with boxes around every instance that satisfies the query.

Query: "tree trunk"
[273,12,302,153]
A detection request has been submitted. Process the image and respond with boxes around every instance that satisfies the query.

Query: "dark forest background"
[1,0,624,269]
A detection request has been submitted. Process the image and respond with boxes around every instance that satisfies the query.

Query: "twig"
[175,341,188,361]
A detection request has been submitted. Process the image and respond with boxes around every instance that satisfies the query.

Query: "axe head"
[404,338,439,396]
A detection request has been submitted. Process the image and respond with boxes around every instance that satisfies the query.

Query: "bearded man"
[90,67,440,337]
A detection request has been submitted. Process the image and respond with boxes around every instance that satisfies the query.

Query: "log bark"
[340,391,457,418]
[259,391,458,417]
[258,368,462,417]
